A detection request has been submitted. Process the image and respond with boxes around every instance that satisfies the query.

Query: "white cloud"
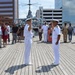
[63,0,75,15]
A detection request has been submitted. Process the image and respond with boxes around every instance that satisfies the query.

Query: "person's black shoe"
[0,46,2,48]
[52,63,59,66]
[64,41,67,43]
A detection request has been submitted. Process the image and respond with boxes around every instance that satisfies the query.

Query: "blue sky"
[19,0,55,18]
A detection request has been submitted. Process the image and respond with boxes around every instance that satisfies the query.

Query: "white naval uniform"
[42,25,48,42]
[7,25,10,34]
[52,25,61,64]
[0,26,2,47]
[24,24,33,64]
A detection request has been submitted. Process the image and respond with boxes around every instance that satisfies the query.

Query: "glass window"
[0,12,13,15]
[0,0,12,2]
[43,14,52,16]
[0,4,13,6]
[53,17,62,19]
[40,16,42,18]
[43,17,52,19]
[63,0,75,24]
[53,10,62,12]
[43,10,52,12]
[40,12,42,15]
[0,8,13,11]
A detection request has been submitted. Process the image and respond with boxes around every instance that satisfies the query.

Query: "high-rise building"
[55,0,62,9]
[36,7,62,26]
[0,0,19,24]
[55,0,75,25]
[62,0,75,25]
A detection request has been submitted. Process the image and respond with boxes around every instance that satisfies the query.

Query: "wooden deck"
[0,35,75,75]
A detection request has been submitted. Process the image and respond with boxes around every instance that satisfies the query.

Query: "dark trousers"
[12,33,17,44]
[68,33,72,42]
[8,34,10,42]
[39,32,42,41]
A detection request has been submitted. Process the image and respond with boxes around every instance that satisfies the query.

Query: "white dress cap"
[26,18,32,22]
[51,19,59,22]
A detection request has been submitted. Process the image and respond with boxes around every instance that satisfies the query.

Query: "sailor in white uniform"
[42,23,48,42]
[7,24,10,43]
[24,18,33,65]
[0,25,2,48]
[51,19,61,66]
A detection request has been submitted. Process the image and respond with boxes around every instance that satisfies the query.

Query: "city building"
[0,0,19,25]
[55,0,75,26]
[62,0,75,26]
[36,7,62,26]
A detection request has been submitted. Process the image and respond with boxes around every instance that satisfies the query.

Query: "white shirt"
[38,29,42,33]
[52,25,61,44]
[24,24,33,42]
[42,25,48,33]
[7,25,10,34]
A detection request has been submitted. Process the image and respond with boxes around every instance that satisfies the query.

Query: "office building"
[62,0,75,25]
[36,7,62,26]
[0,0,19,24]
[55,0,75,25]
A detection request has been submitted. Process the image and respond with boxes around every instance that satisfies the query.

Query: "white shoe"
[28,62,32,65]
[52,63,59,66]
[24,63,32,66]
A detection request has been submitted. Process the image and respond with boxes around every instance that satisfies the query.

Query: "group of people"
[0,23,10,48]
[1,17,74,67]
[24,18,61,66]
[62,23,73,43]
[12,24,24,44]
[0,23,24,48]
[38,22,52,42]
[38,22,74,43]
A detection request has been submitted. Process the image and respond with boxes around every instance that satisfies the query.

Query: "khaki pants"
[63,34,67,42]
